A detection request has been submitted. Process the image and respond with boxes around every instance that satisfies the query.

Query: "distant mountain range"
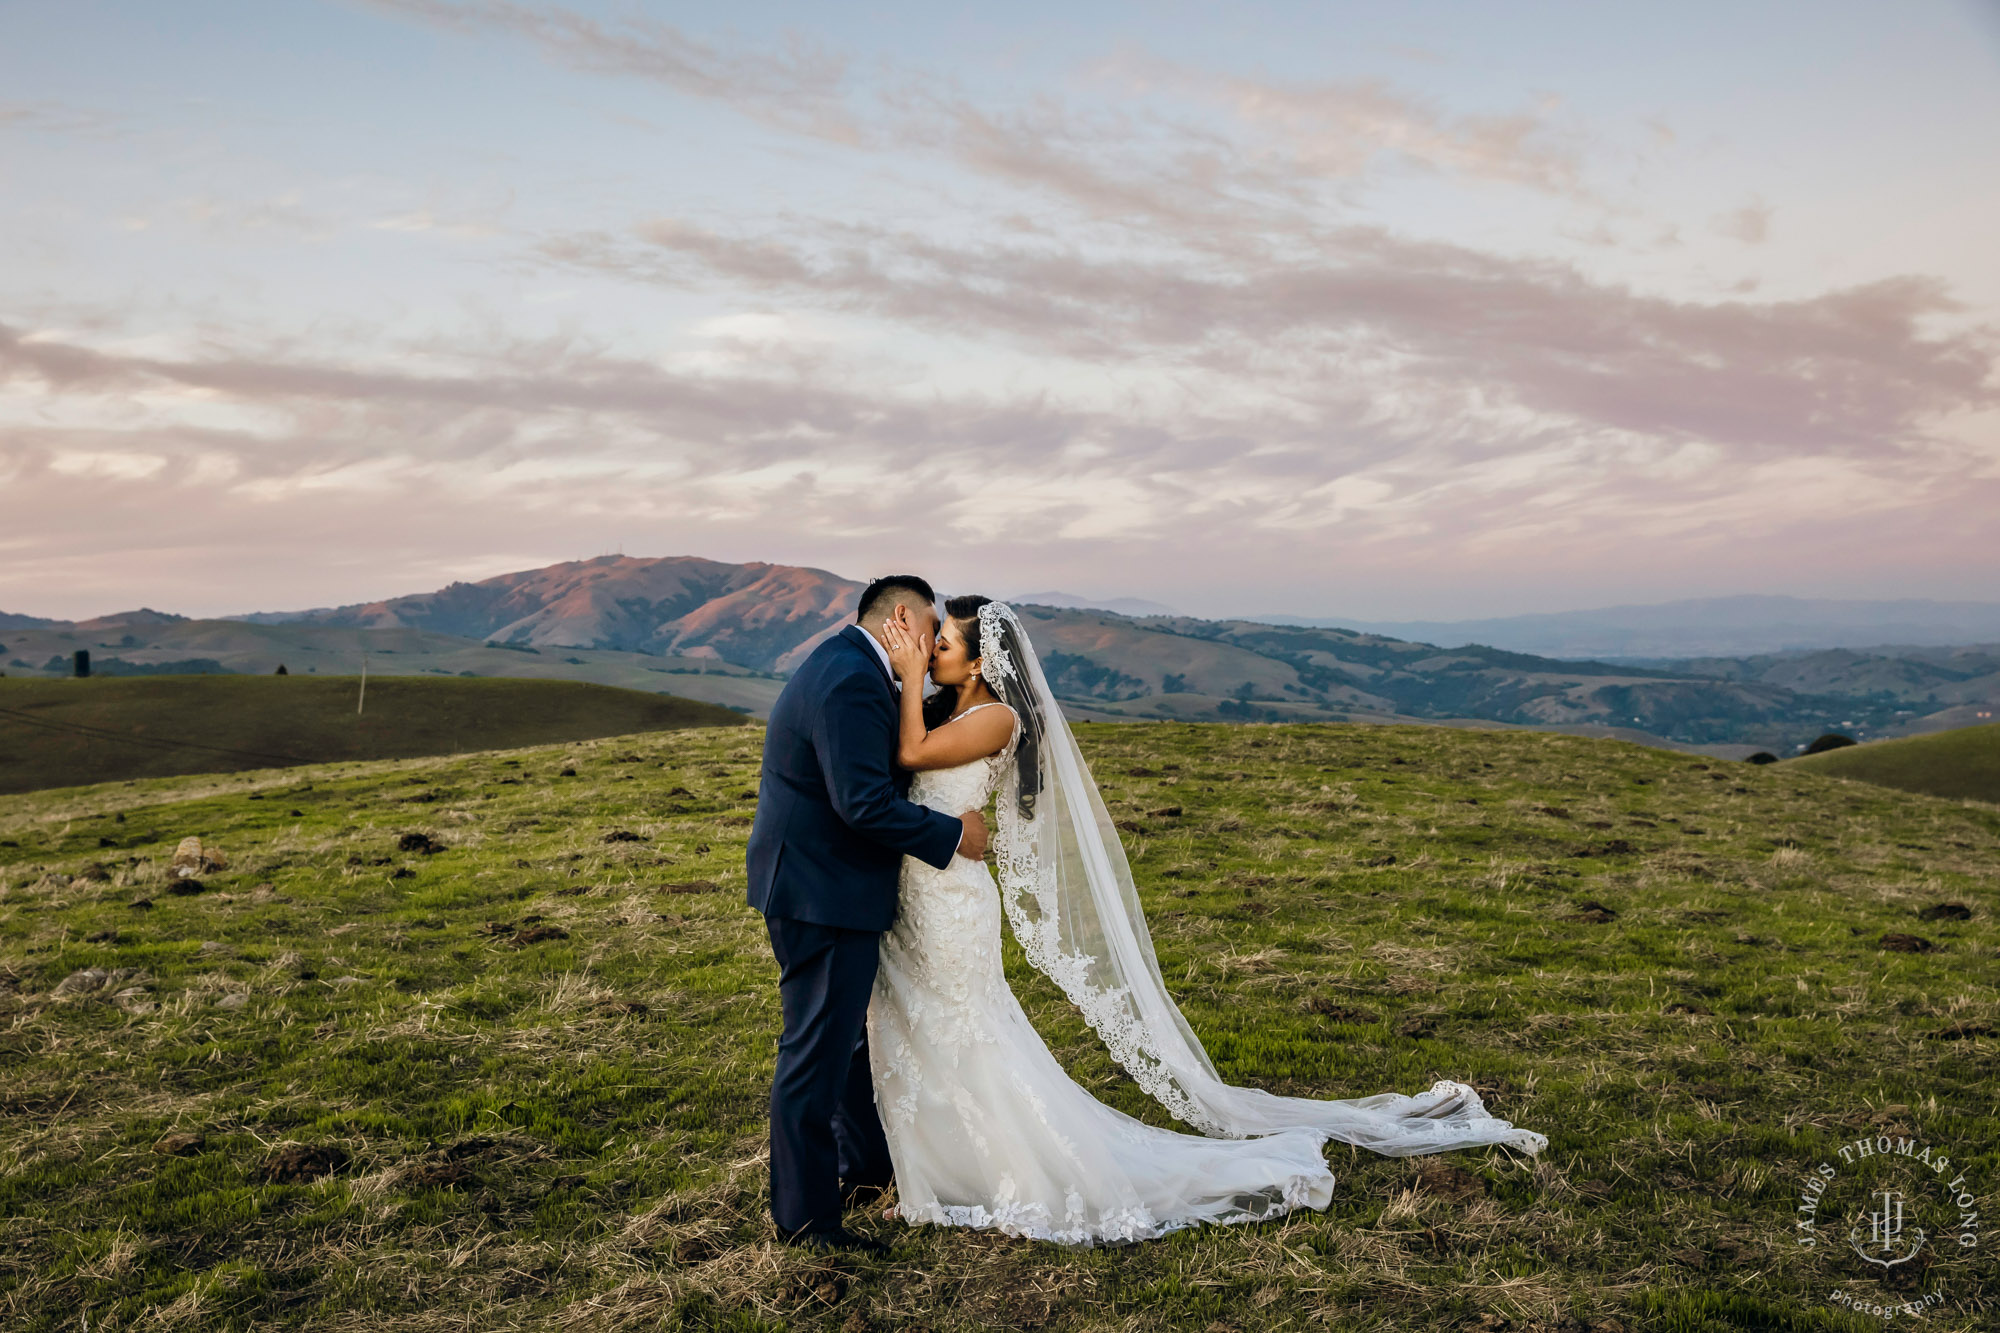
[1010,591,1180,618]
[1264,595,2000,659]
[238,556,861,672]
[7,558,1996,751]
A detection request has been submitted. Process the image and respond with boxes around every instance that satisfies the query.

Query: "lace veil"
[973,601,1548,1158]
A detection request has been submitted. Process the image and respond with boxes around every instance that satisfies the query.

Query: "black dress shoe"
[784,1226,890,1257]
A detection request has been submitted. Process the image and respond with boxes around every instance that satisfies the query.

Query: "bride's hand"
[881,617,931,681]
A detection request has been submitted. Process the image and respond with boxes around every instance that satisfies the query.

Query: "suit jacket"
[745,624,963,931]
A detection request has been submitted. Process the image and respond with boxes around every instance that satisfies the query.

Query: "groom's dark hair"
[855,574,937,624]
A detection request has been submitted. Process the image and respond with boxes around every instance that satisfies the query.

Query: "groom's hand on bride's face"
[881,612,934,681]
[955,809,989,860]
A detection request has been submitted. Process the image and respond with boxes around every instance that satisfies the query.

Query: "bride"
[868,596,1546,1246]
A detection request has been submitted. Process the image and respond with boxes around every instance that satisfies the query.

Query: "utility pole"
[357,653,367,716]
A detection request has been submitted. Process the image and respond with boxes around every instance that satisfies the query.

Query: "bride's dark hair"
[923,594,1044,818]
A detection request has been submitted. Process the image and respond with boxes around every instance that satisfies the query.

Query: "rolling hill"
[1271,594,2000,658]
[0,618,788,716]
[1629,643,2000,736]
[0,676,746,794]
[1788,721,2000,803]
[8,601,1860,749]
[250,555,862,673]
[10,556,1992,750]
[1010,589,1180,617]
[1010,605,1897,748]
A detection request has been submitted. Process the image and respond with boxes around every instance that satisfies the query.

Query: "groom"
[745,573,988,1254]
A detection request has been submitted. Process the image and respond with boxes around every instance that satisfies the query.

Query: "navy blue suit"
[746,624,962,1237]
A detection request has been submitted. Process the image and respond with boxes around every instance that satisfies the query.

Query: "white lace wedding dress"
[867,704,1337,1245]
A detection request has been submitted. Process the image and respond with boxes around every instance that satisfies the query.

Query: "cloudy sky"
[2,1,1996,621]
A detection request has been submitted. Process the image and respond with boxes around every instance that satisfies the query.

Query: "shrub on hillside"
[1041,651,1148,702]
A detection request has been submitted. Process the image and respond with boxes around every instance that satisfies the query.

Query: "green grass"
[0,676,746,795]
[0,722,1995,1331]
[1789,722,2000,804]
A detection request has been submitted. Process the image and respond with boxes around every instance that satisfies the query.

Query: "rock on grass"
[52,967,144,999]
[1917,902,1972,922]
[260,1144,350,1182]
[170,836,227,877]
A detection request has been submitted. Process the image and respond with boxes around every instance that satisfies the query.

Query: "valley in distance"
[3,554,1997,799]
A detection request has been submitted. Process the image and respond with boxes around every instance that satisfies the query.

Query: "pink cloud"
[541,220,1996,459]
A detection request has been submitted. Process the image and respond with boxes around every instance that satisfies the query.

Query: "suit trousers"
[764,914,894,1236]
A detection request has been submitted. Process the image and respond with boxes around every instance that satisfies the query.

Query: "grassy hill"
[1790,722,2000,803]
[13,565,1961,745]
[0,676,746,794]
[1,619,788,716]
[1649,645,2000,740]
[1,723,1993,1330]
[263,554,861,673]
[1012,606,1900,747]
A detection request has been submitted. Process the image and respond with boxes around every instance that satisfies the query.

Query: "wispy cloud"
[368,0,1593,238]
[5,282,1991,556]
[1100,53,1587,195]
[541,218,1996,458]
[366,0,864,143]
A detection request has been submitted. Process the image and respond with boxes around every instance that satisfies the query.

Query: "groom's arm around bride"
[744,574,985,1248]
